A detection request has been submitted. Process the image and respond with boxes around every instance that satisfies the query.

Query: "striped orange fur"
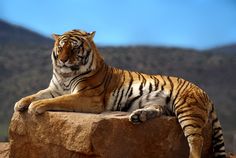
[15,29,226,158]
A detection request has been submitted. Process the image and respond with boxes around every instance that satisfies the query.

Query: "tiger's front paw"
[129,109,158,124]
[14,97,32,112]
[28,100,48,115]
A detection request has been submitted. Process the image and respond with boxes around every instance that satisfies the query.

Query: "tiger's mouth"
[69,65,80,70]
[58,64,80,71]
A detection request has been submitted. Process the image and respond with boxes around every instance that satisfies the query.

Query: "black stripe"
[97,69,113,96]
[179,118,193,124]
[98,69,114,104]
[152,76,159,90]
[125,71,134,96]
[214,133,223,140]
[60,36,68,41]
[176,106,191,118]
[71,64,105,92]
[212,118,219,125]
[113,70,126,108]
[174,99,185,112]
[53,51,58,59]
[116,70,125,95]
[121,95,140,111]
[135,72,141,80]
[166,96,171,105]
[82,50,90,65]
[160,75,166,91]
[128,88,133,97]
[121,82,143,111]
[51,78,60,90]
[166,76,173,104]
[112,68,117,96]
[214,153,226,158]
[213,127,222,135]
[49,91,55,98]
[104,67,114,90]
[173,81,189,108]
[78,65,109,92]
[149,82,153,93]
[213,142,225,151]
[186,133,201,139]
[53,71,60,81]
[155,91,160,97]
[139,82,144,96]
[182,124,201,132]
[175,78,183,90]
[139,73,146,85]
[117,89,124,110]
[178,114,205,124]
[175,103,190,113]
[70,37,81,43]
[123,70,126,84]
[81,41,85,53]
[172,80,185,105]
[210,106,214,114]
[112,75,124,109]
[112,94,120,111]
[66,70,92,88]
[88,51,94,69]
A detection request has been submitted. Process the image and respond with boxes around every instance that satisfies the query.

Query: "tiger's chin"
[60,67,73,73]
[57,66,77,77]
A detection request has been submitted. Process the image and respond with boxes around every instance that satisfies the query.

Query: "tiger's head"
[52,29,103,76]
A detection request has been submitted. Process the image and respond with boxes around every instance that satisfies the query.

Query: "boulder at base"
[0,142,10,158]
[9,111,213,158]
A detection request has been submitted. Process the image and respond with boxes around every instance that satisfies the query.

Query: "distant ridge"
[1,19,236,53]
[0,19,53,46]
[205,44,236,54]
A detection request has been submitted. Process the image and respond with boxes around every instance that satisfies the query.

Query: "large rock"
[9,111,213,158]
[0,142,9,158]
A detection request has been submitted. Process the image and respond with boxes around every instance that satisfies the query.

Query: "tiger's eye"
[60,41,65,46]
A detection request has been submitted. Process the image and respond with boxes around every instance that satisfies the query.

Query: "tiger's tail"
[210,105,226,158]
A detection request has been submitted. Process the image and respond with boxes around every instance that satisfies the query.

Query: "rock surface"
[0,142,10,158]
[9,111,213,158]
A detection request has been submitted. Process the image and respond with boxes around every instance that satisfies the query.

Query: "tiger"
[14,29,226,158]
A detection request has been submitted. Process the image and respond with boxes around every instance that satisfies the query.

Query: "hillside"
[205,44,236,54]
[0,20,235,152]
[0,19,53,46]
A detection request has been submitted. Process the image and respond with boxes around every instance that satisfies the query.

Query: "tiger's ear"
[52,34,61,41]
[88,31,96,39]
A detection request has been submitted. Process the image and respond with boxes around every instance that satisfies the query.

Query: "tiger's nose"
[59,58,68,64]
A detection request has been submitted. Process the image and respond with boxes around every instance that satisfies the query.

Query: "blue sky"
[1,0,236,49]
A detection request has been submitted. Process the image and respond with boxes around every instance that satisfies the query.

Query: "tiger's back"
[104,68,225,157]
[103,68,208,113]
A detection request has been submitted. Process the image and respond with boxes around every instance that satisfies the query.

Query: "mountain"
[205,44,236,54]
[0,20,236,152]
[0,19,53,46]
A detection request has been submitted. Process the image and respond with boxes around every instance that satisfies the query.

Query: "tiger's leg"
[187,133,204,158]
[129,105,165,124]
[28,93,104,115]
[176,103,208,158]
[179,118,204,158]
[14,88,56,112]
